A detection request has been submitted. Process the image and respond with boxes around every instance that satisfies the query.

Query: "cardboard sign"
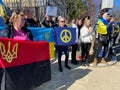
[46,6,57,16]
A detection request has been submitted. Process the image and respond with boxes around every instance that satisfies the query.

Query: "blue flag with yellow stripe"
[28,27,54,42]
[28,27,55,59]
[54,27,76,46]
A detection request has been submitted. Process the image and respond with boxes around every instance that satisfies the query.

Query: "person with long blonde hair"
[80,16,93,66]
[0,10,33,40]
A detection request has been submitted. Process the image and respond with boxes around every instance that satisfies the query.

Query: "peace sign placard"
[54,27,76,46]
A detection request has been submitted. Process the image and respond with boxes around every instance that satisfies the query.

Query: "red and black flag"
[0,38,51,90]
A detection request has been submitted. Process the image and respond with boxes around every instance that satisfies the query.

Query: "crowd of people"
[0,8,120,72]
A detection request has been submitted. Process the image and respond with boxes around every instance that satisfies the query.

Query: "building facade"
[3,0,67,20]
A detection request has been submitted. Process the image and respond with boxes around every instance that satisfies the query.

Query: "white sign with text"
[46,6,57,16]
[101,0,114,10]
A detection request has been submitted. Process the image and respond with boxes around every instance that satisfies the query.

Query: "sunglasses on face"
[60,21,65,23]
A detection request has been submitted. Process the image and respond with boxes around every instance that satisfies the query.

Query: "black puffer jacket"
[25,18,39,27]
[0,23,33,40]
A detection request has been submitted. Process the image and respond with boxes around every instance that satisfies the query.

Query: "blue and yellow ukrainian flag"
[96,19,108,34]
[0,0,8,22]
[28,27,55,59]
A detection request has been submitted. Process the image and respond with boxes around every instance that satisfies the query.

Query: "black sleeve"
[22,27,33,41]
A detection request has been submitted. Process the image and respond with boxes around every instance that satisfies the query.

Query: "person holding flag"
[0,10,51,90]
[0,10,33,40]
[56,17,71,72]
[93,12,110,66]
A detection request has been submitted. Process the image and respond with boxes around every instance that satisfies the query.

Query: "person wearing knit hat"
[93,12,110,66]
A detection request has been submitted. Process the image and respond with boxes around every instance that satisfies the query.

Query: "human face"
[25,11,33,18]
[59,18,65,27]
[106,14,110,20]
[46,16,50,21]
[86,20,91,27]
[78,19,82,25]
[14,16,25,30]
[72,19,76,24]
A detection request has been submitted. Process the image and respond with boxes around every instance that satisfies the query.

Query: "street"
[33,53,120,90]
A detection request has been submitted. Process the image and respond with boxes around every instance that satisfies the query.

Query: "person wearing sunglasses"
[56,17,71,72]
[93,12,110,66]
[0,11,33,41]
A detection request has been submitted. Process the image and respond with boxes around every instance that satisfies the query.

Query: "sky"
[91,0,120,23]
[108,0,120,15]
[92,0,120,15]
[113,0,120,10]
[93,0,120,10]
[114,0,120,6]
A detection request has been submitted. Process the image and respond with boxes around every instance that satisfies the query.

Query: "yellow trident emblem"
[0,41,18,63]
[60,29,72,43]
[45,32,50,40]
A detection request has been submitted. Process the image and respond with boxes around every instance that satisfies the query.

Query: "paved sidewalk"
[33,54,120,90]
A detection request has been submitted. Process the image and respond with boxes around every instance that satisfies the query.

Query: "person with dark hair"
[107,16,119,58]
[70,18,79,65]
[77,18,83,38]
[23,9,39,27]
[76,18,83,60]
[33,16,41,27]
[41,14,54,27]
[52,16,58,27]
[82,15,90,24]
[108,16,119,45]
